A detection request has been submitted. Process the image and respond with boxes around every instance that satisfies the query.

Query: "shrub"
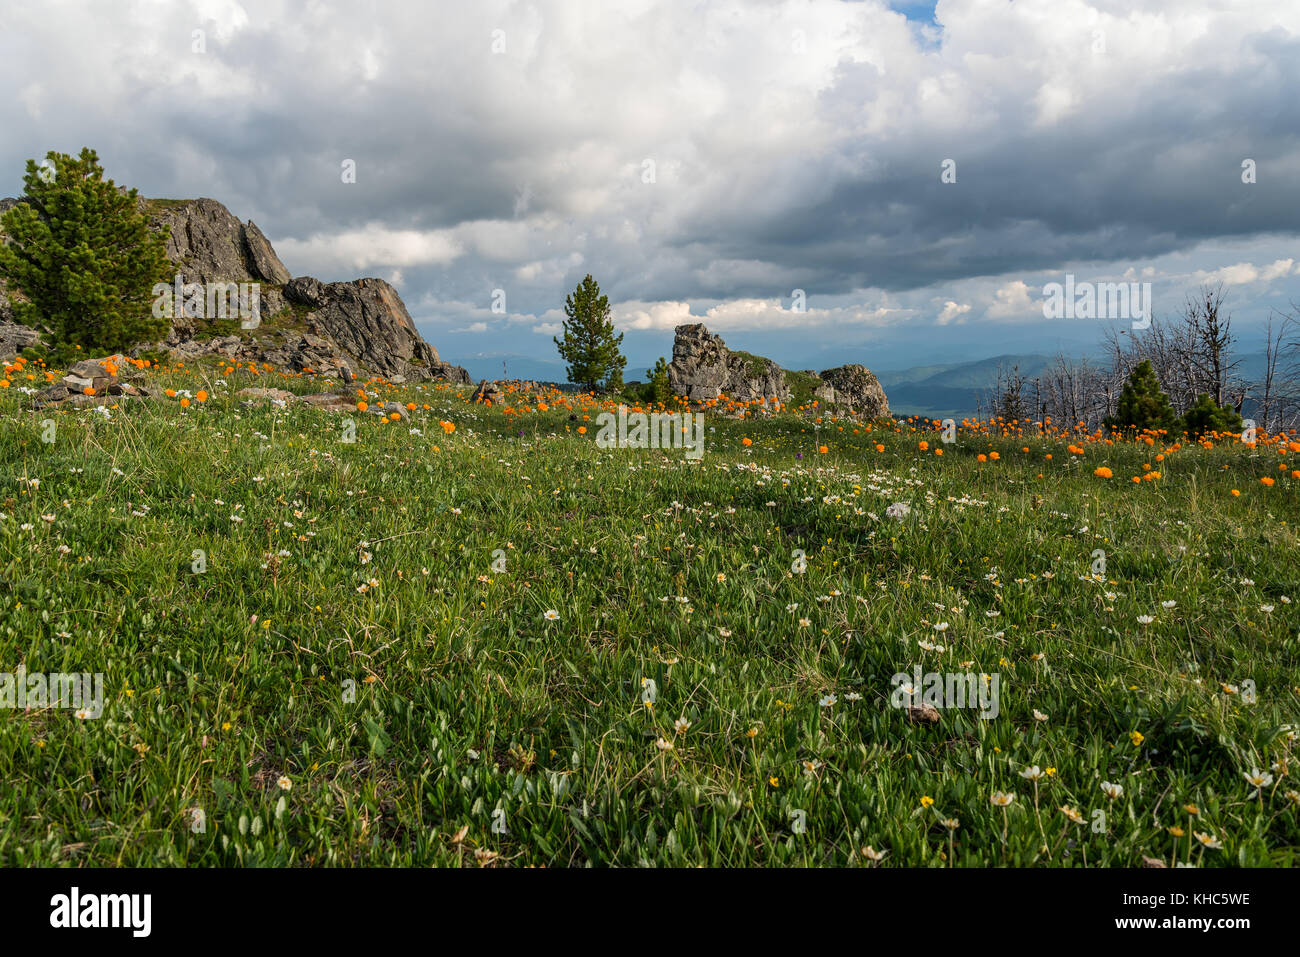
[1104,360,1178,435]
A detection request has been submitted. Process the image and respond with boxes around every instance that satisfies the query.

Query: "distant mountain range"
[873,354,1055,419]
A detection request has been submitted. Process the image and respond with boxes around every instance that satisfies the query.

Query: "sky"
[1,0,1298,377]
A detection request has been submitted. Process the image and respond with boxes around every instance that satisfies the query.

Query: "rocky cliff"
[667,323,889,417]
[0,195,470,383]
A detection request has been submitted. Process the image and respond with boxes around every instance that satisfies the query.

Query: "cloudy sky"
[2,0,1298,376]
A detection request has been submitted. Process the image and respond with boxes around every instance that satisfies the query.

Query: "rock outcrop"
[667,323,788,403]
[0,315,40,360]
[0,195,470,384]
[283,276,469,384]
[811,364,890,417]
[666,323,889,416]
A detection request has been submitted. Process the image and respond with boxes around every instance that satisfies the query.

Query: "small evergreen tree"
[1181,393,1243,439]
[554,274,626,392]
[1104,360,1179,435]
[0,148,171,351]
[647,357,671,405]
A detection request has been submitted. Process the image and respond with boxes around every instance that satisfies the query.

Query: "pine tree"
[0,148,171,351]
[648,357,671,405]
[554,274,626,392]
[1104,360,1179,435]
[1181,393,1243,439]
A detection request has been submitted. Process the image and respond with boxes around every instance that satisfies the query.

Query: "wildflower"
[1243,769,1274,788]
[543,609,560,621]
[1060,806,1085,824]
[1019,766,1044,781]
[674,716,691,734]
[277,776,292,791]
[1100,781,1124,799]
[819,694,837,708]
[990,791,1015,807]
[1193,831,1223,850]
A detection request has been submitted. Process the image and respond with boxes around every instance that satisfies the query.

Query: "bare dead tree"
[1184,282,1240,409]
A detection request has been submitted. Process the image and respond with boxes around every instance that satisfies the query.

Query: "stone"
[666,323,788,404]
[665,323,890,416]
[236,387,297,405]
[814,364,890,418]
[905,704,941,724]
[283,276,470,384]
[472,380,505,405]
[147,197,291,289]
[0,320,41,361]
[242,220,292,285]
[298,392,359,413]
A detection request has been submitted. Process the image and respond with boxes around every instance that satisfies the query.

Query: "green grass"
[730,349,779,381]
[784,368,822,410]
[0,362,1297,867]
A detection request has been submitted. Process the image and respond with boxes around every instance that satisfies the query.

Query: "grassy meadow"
[1,354,1298,867]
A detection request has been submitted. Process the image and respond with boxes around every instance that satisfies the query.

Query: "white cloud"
[936,300,972,324]
[3,0,1299,366]
[986,281,1036,319]
[1195,259,1296,286]
[276,224,463,272]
